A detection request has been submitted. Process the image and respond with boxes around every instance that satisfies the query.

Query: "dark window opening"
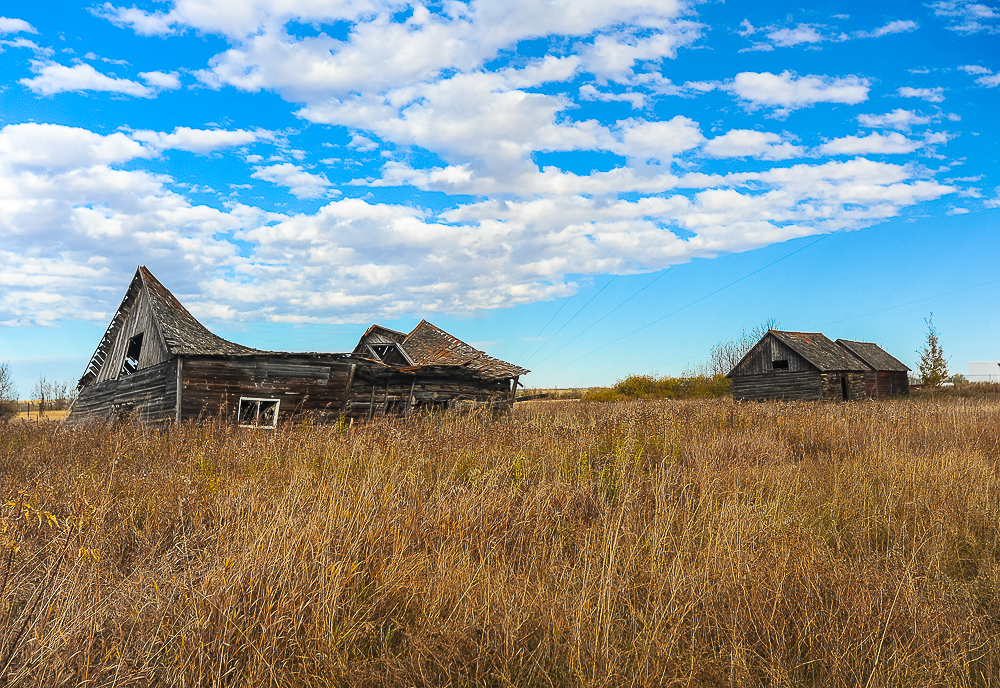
[772,359,789,370]
[841,374,849,401]
[369,343,411,366]
[238,398,280,428]
[120,333,144,377]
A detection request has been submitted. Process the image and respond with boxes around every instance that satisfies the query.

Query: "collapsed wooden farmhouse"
[65,267,528,427]
[728,330,910,402]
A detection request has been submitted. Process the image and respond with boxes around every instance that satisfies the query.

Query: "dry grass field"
[2,396,1000,687]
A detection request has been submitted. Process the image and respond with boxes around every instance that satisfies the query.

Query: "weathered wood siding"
[818,372,867,401]
[180,356,355,424]
[731,371,822,401]
[863,371,909,398]
[67,359,178,426]
[732,334,813,376]
[345,368,513,418]
[95,289,169,383]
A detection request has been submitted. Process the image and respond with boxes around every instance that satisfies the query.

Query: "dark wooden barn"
[835,339,910,397]
[727,330,872,402]
[65,267,528,427]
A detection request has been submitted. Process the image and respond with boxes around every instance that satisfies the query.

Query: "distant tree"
[917,313,949,387]
[709,318,779,376]
[950,373,968,387]
[0,362,18,420]
[33,375,50,414]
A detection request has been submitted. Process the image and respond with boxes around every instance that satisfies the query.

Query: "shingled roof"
[401,320,529,379]
[769,330,868,372]
[836,339,910,372]
[79,266,260,386]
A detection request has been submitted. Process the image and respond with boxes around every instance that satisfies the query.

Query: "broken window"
[120,333,144,377]
[238,397,280,428]
[772,359,789,370]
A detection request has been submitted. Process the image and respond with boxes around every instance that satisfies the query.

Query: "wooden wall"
[345,367,513,419]
[95,289,169,384]
[731,371,821,401]
[818,372,867,401]
[180,356,355,424]
[67,359,177,426]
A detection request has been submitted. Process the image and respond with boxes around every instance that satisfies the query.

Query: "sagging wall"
[66,359,178,426]
[180,356,356,424]
[346,367,514,418]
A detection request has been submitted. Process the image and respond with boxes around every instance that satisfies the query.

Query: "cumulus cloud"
[130,127,269,153]
[857,109,931,131]
[722,71,870,112]
[702,129,803,160]
[251,163,335,199]
[817,132,923,155]
[898,86,945,102]
[928,0,999,33]
[0,16,36,34]
[347,135,378,152]
[767,24,823,47]
[20,62,178,97]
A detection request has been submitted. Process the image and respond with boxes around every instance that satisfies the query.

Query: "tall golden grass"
[2,397,999,686]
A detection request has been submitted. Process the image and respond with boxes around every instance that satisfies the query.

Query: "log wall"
[731,371,821,401]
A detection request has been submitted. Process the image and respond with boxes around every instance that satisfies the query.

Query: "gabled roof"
[768,330,868,372]
[836,339,910,372]
[79,266,260,386]
[401,320,529,379]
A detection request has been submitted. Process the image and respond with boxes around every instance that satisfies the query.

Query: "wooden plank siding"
[67,359,178,426]
[732,371,822,401]
[95,288,169,384]
[180,356,355,425]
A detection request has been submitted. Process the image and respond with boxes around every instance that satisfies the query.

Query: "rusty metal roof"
[836,339,910,372]
[401,320,529,379]
[769,330,868,372]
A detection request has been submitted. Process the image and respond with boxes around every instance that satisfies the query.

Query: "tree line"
[0,363,78,420]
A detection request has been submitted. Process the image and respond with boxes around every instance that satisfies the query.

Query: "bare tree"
[709,318,779,376]
[0,362,18,420]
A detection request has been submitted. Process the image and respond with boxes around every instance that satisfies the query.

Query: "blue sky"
[0,0,998,395]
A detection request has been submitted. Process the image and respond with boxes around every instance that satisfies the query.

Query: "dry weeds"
[2,397,999,687]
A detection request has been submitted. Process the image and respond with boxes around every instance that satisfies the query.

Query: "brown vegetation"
[2,396,1000,686]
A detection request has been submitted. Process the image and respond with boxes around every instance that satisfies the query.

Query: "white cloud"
[0,122,149,169]
[945,207,970,214]
[251,162,335,199]
[131,127,268,153]
[0,16,36,34]
[958,64,991,74]
[702,129,803,160]
[19,62,171,97]
[722,71,870,111]
[928,0,999,34]
[898,86,945,102]
[767,24,823,47]
[139,70,181,90]
[347,135,378,152]
[976,73,1000,87]
[866,19,919,37]
[613,116,703,163]
[857,109,931,131]
[818,132,922,155]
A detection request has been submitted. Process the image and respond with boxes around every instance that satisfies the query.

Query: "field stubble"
[2,397,1000,687]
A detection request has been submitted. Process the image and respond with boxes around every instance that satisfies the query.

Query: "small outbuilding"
[728,330,873,402]
[834,339,910,397]
[66,266,528,427]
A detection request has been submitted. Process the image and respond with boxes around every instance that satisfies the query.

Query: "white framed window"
[238,397,280,428]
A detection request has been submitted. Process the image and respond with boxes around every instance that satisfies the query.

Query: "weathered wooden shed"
[835,339,910,397]
[727,330,870,402]
[66,267,528,427]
